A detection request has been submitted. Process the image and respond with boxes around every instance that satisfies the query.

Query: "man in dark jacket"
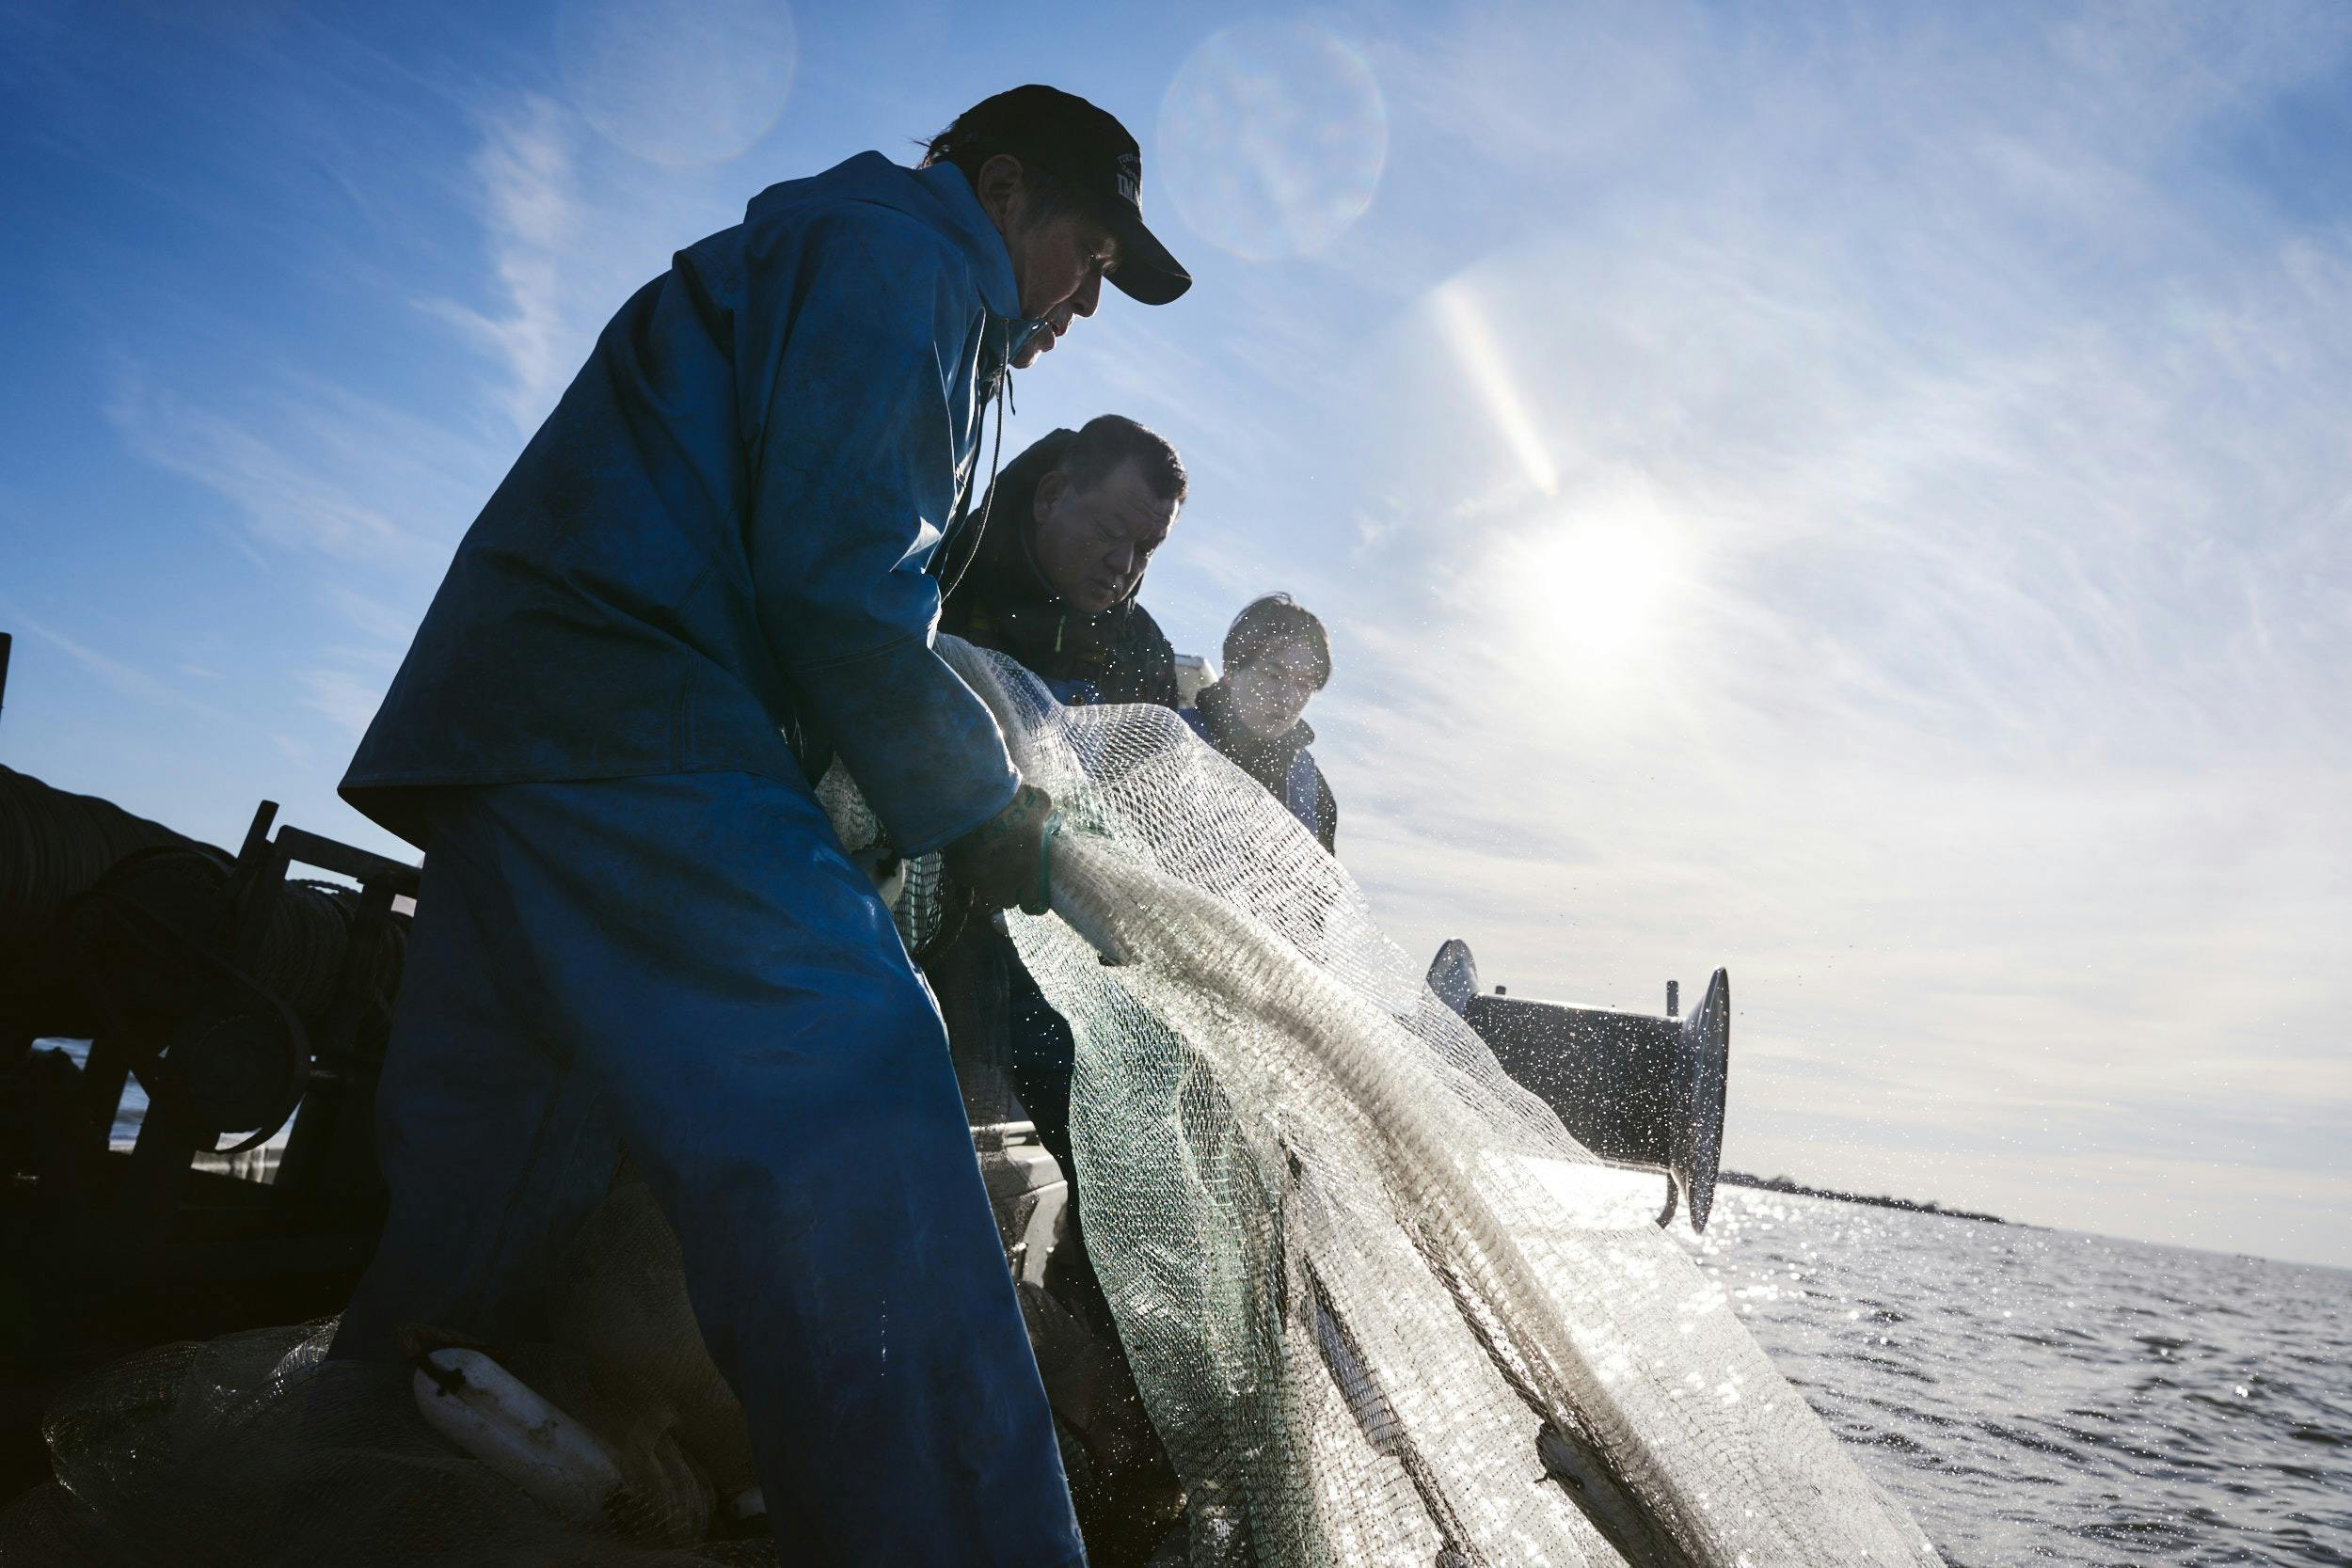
[927,419,1188,1551]
[928,415,1184,1175]
[330,87,1188,1567]
[939,416,1184,708]
[1186,594,1339,853]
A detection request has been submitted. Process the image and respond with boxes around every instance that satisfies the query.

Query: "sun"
[1513,509,1680,661]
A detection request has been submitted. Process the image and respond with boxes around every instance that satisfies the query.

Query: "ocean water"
[38,1037,290,1174]
[39,1038,146,1143]
[1685,1187,2352,1567]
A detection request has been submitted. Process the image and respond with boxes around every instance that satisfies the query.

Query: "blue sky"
[4,0,2348,1269]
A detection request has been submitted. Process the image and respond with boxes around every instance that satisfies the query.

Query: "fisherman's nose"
[1072,271,1102,318]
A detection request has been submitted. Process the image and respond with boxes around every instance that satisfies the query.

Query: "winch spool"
[1,766,216,1042]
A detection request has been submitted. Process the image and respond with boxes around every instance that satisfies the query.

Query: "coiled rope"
[3,767,405,1035]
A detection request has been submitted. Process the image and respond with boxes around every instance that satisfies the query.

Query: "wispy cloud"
[416,95,582,434]
[103,366,491,575]
[11,615,228,723]
[320,584,431,655]
[299,665,386,739]
[106,375,417,564]
[410,88,767,438]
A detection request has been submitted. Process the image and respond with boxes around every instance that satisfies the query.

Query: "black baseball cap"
[947,85,1191,306]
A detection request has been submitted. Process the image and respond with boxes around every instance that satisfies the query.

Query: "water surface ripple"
[1681,1188,2352,1566]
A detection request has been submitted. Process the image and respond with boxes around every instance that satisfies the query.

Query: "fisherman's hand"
[943,783,1059,916]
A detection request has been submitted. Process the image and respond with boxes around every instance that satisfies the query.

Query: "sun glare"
[1509,507,1680,662]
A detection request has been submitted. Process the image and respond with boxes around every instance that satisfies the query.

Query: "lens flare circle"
[556,0,798,166]
[1158,19,1388,261]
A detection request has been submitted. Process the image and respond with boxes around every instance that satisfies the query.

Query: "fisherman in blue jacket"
[330,86,1189,1566]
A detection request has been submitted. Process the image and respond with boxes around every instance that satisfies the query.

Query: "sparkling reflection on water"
[1683,1188,2352,1567]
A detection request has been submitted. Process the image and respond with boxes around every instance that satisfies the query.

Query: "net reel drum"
[1429,938,1730,1231]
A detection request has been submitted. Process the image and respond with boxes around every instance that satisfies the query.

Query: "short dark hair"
[1224,594,1331,689]
[1057,415,1187,505]
[921,110,1086,224]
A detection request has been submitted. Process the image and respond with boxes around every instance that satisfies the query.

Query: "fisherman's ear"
[974,153,1028,231]
[1033,468,1069,517]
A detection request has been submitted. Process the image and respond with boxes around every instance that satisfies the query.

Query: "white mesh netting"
[1,641,1942,1566]
[951,641,1942,1567]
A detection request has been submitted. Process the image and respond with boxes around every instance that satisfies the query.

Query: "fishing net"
[2,641,1942,1566]
[954,641,1943,1567]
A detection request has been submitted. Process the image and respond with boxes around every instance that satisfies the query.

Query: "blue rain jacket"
[334,770,1084,1565]
[343,154,1025,856]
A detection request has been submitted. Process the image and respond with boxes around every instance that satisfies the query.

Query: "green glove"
[944,783,1060,916]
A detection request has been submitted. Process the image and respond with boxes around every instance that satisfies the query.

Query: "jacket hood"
[745,152,1019,322]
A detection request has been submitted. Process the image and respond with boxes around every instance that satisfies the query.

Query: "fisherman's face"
[1226,645,1322,738]
[980,158,1120,368]
[1031,460,1175,614]
[1004,207,1119,367]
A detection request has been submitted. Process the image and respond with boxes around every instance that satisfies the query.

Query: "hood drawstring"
[935,316,1026,603]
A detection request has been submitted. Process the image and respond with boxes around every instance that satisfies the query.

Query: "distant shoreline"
[1718,1170,2007,1226]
